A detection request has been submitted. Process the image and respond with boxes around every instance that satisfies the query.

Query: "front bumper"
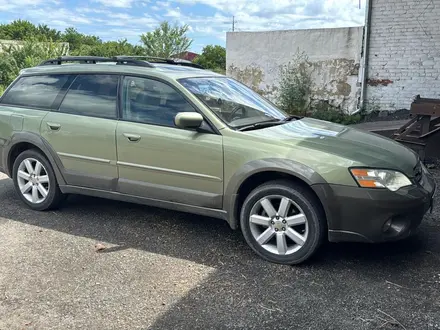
[312,168,436,243]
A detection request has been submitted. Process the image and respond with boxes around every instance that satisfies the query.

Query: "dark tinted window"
[59,74,118,119]
[1,75,70,109]
[122,76,194,127]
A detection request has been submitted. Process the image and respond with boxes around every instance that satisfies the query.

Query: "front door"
[40,74,119,191]
[116,76,223,209]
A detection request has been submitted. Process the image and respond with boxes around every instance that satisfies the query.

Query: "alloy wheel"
[249,195,309,255]
[17,158,50,204]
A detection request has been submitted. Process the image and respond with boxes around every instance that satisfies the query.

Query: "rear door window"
[1,74,71,109]
[59,74,119,119]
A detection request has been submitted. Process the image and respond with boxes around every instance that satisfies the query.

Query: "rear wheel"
[240,180,325,265]
[12,149,64,211]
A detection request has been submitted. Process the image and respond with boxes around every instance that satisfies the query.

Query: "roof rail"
[115,55,204,69]
[38,56,154,68]
[38,55,203,69]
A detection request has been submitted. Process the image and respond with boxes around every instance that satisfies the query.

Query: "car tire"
[240,180,326,265]
[12,149,64,211]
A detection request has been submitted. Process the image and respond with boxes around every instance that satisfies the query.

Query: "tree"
[0,40,68,91]
[37,24,62,42]
[140,21,192,58]
[0,20,62,42]
[85,39,145,57]
[194,45,226,72]
[0,20,39,40]
[61,27,102,54]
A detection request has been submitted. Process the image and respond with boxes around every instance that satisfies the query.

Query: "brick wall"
[366,0,440,111]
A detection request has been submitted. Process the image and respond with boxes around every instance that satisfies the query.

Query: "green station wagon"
[0,56,436,264]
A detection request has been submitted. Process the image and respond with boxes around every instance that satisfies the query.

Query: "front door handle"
[47,122,61,131]
[123,133,141,142]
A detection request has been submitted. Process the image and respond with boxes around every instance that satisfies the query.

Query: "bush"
[277,51,312,116]
[277,50,363,125]
[310,107,362,125]
[0,40,68,88]
[194,45,226,72]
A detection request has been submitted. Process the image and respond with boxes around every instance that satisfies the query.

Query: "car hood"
[246,117,419,177]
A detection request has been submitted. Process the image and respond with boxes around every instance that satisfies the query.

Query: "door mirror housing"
[175,112,204,129]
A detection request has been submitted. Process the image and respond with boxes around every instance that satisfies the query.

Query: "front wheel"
[240,180,326,265]
[12,149,64,211]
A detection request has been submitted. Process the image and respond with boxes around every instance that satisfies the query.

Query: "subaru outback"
[0,56,436,264]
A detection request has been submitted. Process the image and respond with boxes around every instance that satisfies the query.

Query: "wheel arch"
[224,158,330,231]
[5,132,66,185]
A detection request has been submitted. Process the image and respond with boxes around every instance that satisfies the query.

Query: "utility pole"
[232,16,235,32]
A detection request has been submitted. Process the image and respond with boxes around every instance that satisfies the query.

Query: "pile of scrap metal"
[393,95,440,160]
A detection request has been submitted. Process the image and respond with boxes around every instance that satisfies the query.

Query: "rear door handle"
[123,133,141,142]
[47,122,61,131]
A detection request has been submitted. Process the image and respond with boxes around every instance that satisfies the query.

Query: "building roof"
[171,51,200,61]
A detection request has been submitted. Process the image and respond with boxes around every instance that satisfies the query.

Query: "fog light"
[382,218,392,232]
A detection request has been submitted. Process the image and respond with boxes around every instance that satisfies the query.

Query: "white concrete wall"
[366,0,440,111]
[0,40,69,54]
[226,27,363,114]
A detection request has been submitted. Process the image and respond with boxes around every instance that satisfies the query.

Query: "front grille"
[414,161,423,183]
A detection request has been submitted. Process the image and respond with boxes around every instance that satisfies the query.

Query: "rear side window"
[59,74,118,119]
[1,75,70,109]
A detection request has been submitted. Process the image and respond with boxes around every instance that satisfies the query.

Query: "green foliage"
[61,27,102,54]
[277,50,364,125]
[0,20,193,59]
[140,21,192,58]
[277,51,312,116]
[309,101,362,125]
[0,20,62,42]
[0,21,145,57]
[0,40,68,91]
[0,20,61,42]
[70,39,145,57]
[194,45,225,71]
[0,20,199,93]
[37,24,62,42]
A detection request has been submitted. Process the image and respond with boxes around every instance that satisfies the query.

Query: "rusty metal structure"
[393,95,440,160]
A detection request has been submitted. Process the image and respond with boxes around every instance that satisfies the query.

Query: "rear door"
[0,74,73,173]
[40,74,119,191]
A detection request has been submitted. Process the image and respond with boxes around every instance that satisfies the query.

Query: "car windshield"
[178,77,288,128]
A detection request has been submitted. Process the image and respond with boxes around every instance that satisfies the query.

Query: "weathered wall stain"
[227,64,264,94]
[228,58,360,113]
[226,27,363,114]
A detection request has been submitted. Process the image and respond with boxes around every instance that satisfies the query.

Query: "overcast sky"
[0,0,367,52]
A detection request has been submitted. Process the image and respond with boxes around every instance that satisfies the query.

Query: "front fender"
[223,158,328,229]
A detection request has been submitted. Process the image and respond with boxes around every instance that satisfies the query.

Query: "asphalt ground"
[0,171,439,330]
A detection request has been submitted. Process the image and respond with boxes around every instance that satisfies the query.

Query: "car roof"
[20,62,224,81]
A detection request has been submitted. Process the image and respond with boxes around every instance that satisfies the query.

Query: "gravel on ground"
[0,171,439,330]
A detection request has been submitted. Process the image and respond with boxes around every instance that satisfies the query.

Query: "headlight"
[350,168,412,191]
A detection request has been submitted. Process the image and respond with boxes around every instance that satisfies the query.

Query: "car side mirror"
[175,112,204,129]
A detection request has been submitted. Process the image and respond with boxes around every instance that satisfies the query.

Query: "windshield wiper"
[237,120,284,132]
[237,115,303,131]
[281,115,303,122]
